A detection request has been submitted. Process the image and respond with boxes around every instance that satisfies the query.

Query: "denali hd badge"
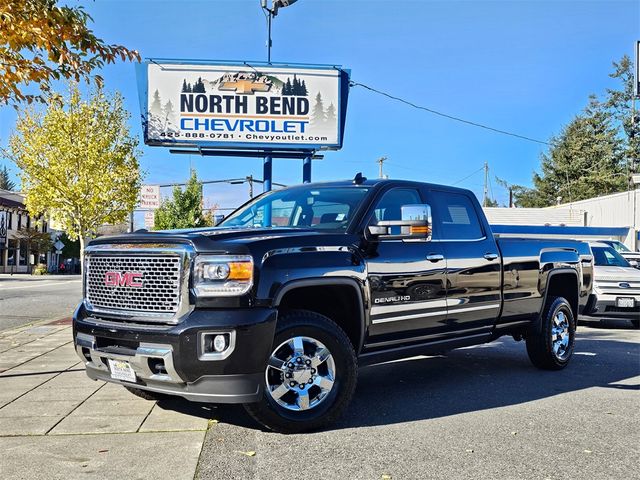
[104,272,143,288]
[374,295,411,304]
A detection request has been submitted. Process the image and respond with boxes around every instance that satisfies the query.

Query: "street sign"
[53,239,65,251]
[144,210,155,230]
[139,185,161,209]
[136,60,350,151]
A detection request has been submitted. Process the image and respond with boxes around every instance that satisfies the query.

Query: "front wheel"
[526,296,576,370]
[244,310,357,434]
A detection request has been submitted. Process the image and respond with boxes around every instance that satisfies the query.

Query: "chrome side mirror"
[367,204,432,240]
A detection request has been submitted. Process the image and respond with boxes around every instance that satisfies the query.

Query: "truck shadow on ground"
[157,327,640,431]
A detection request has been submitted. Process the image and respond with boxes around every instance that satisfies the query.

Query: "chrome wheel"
[265,336,336,412]
[551,310,570,360]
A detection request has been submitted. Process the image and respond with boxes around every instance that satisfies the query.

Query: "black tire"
[526,296,576,370]
[631,319,639,329]
[125,386,167,401]
[244,310,357,434]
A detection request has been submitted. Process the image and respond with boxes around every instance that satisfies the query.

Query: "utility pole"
[247,175,254,198]
[483,161,489,207]
[377,156,387,179]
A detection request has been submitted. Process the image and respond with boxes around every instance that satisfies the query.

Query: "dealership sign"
[136,60,350,151]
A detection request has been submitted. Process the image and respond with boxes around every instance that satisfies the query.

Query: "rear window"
[432,192,483,240]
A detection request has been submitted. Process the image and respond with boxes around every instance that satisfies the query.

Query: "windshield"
[592,246,631,268]
[607,241,630,253]
[219,186,370,230]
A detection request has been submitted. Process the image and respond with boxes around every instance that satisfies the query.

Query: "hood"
[593,265,640,282]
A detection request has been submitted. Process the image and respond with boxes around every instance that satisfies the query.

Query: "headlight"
[193,255,254,297]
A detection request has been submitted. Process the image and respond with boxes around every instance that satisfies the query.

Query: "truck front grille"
[86,255,182,315]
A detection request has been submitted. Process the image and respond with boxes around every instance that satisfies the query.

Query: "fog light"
[213,334,227,352]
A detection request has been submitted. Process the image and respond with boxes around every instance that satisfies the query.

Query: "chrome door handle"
[426,254,444,262]
[484,253,499,261]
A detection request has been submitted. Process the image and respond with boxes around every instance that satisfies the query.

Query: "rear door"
[428,188,502,335]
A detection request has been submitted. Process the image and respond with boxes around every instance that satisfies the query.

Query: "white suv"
[586,242,640,328]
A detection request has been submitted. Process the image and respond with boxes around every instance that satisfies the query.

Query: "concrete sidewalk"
[0,321,214,479]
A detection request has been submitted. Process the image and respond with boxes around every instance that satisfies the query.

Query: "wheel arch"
[538,268,580,330]
[273,278,366,354]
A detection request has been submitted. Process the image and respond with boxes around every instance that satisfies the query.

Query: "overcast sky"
[1,0,638,224]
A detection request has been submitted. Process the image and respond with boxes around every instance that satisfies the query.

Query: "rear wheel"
[244,310,357,434]
[526,296,576,370]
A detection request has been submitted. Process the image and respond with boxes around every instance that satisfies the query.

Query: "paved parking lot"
[0,318,637,479]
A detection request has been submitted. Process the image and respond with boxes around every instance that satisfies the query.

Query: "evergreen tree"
[300,80,308,96]
[163,99,175,126]
[513,100,625,207]
[153,170,214,230]
[283,78,292,95]
[150,89,163,116]
[292,75,300,95]
[310,92,326,126]
[325,102,337,125]
[181,79,189,93]
[192,77,206,93]
[0,165,16,191]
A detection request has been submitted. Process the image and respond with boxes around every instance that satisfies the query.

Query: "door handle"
[426,254,444,262]
[483,252,499,261]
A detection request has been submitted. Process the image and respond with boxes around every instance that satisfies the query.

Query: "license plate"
[616,297,635,308]
[107,359,137,383]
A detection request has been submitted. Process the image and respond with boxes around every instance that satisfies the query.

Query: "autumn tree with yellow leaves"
[0,0,139,105]
[4,84,142,262]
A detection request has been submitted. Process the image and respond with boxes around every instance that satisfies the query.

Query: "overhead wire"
[349,81,550,146]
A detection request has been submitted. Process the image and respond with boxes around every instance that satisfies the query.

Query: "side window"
[372,188,422,224]
[433,192,484,240]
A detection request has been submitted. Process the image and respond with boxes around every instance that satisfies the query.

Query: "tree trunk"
[79,235,86,275]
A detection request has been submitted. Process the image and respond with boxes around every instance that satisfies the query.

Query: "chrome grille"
[86,255,182,315]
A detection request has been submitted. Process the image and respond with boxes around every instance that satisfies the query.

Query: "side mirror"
[629,260,639,268]
[367,204,432,240]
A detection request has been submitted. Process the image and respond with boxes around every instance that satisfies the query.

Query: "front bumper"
[73,303,276,403]
[587,292,640,319]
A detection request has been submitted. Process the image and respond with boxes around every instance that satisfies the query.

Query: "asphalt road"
[196,320,639,480]
[0,275,82,331]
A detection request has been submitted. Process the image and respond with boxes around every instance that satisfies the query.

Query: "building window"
[27,216,31,229]
[7,212,12,230]
[18,240,27,266]
[17,214,21,230]
[7,239,16,266]
[43,221,47,233]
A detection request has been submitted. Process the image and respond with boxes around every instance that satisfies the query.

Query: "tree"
[150,89,163,116]
[14,226,53,261]
[153,171,214,230]
[163,99,175,126]
[4,83,142,264]
[325,102,337,125]
[58,231,80,258]
[0,0,139,105]
[513,100,624,207]
[0,165,16,191]
[601,55,640,174]
[311,92,326,126]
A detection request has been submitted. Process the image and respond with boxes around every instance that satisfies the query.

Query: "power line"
[349,81,550,146]
[452,166,485,185]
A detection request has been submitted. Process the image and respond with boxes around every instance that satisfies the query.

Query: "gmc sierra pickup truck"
[74,175,593,433]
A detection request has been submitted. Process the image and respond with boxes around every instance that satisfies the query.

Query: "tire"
[526,296,576,370]
[632,319,639,329]
[244,309,357,434]
[125,386,167,401]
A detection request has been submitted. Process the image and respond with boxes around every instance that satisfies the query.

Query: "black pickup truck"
[74,175,593,433]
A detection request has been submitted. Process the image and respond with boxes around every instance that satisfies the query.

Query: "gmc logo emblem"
[104,271,144,288]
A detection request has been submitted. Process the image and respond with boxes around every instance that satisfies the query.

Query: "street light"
[260,0,301,63]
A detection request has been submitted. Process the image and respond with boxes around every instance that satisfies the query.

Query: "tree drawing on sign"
[192,77,206,93]
[163,100,176,127]
[282,75,308,96]
[311,92,326,126]
[182,79,192,93]
[325,102,337,125]
[150,89,163,116]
